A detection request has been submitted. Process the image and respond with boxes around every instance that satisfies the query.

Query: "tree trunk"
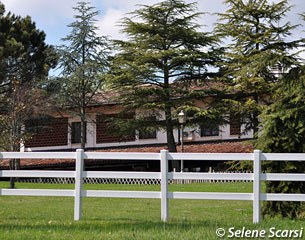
[9,159,15,189]
[81,119,86,150]
[163,61,179,170]
[252,94,259,138]
[252,111,259,138]
[80,105,86,173]
[165,105,180,171]
[9,125,21,189]
[166,122,177,152]
[80,105,86,150]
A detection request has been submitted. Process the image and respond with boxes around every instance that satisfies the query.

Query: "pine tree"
[215,0,300,136]
[56,1,110,149]
[109,0,220,162]
[257,64,305,218]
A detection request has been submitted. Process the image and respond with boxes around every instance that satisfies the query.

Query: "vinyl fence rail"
[1,149,305,223]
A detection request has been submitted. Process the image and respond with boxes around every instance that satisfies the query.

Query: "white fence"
[1,149,305,223]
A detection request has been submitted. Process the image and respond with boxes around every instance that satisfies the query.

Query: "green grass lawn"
[0,181,304,239]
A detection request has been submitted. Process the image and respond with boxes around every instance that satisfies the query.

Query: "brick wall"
[96,115,135,144]
[25,118,68,148]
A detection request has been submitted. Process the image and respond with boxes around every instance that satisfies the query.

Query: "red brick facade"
[25,118,68,148]
[96,115,135,144]
[24,112,248,149]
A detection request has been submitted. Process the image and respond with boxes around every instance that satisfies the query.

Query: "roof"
[0,141,253,169]
[86,80,226,107]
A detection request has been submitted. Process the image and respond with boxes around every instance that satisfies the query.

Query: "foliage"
[256,65,305,219]
[0,2,57,151]
[109,0,221,155]
[0,82,49,151]
[55,1,110,149]
[215,0,301,136]
[0,2,57,188]
[0,7,57,95]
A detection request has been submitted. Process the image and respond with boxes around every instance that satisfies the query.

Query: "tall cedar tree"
[56,1,109,149]
[215,0,300,137]
[0,2,57,188]
[257,64,305,218]
[109,0,219,161]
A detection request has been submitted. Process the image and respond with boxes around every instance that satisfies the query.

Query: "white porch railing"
[1,149,305,223]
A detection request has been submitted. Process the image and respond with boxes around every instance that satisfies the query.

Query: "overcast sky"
[1,0,305,46]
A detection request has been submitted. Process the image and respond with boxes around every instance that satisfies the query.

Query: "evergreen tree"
[257,64,305,218]
[109,0,220,161]
[215,0,300,136]
[56,1,109,149]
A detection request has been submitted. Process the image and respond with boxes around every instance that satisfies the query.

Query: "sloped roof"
[0,141,253,169]
[88,79,226,107]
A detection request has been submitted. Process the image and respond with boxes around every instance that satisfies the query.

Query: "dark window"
[139,129,157,139]
[138,116,157,139]
[230,115,241,136]
[200,125,219,137]
[71,122,86,144]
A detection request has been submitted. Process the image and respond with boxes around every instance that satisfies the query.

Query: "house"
[22,97,253,152]
[5,84,254,172]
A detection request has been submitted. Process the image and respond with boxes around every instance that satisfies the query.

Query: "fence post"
[253,149,261,224]
[74,149,84,221]
[160,150,169,222]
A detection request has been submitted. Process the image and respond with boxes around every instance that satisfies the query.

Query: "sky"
[1,0,305,47]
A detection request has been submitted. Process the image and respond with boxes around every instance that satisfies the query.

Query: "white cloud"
[97,8,125,40]
[97,0,162,40]
[100,0,161,11]
[1,0,78,24]
[1,0,80,44]
[1,0,305,46]
[95,0,222,40]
